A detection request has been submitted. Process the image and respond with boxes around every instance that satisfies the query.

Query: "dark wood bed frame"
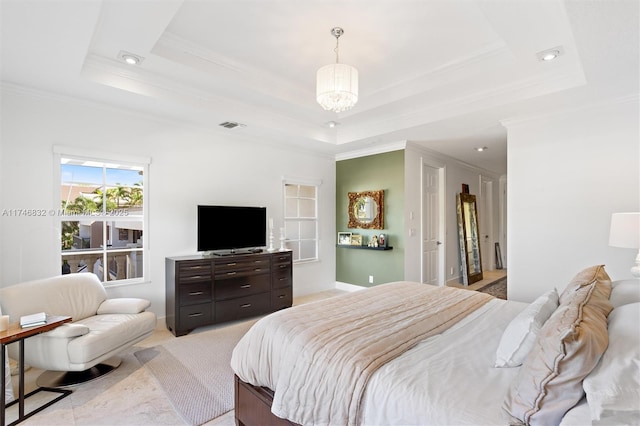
[234,375,298,426]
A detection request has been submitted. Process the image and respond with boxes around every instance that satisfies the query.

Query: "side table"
[1,315,72,426]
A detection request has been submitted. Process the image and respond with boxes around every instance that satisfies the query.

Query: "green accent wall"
[336,150,404,287]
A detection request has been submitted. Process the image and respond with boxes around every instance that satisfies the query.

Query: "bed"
[231,265,640,425]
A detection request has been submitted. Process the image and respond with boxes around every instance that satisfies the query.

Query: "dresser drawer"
[178,261,212,284]
[271,286,292,310]
[271,251,292,265]
[215,257,271,276]
[215,273,271,300]
[272,267,292,289]
[179,282,212,306]
[179,260,212,276]
[179,302,212,330]
[215,292,271,323]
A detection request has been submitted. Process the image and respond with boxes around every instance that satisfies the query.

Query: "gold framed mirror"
[456,192,483,285]
[348,190,384,229]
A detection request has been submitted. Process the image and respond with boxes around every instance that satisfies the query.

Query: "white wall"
[0,87,336,319]
[404,143,503,284]
[506,96,639,302]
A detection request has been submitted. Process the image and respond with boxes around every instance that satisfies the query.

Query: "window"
[56,147,149,286]
[284,181,319,262]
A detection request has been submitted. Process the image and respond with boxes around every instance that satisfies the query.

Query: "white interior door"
[479,176,494,271]
[422,164,441,285]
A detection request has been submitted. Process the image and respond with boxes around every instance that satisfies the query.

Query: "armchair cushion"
[45,323,90,338]
[97,298,151,315]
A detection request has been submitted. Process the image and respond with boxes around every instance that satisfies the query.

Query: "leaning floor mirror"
[456,192,483,285]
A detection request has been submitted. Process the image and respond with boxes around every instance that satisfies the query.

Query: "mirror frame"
[347,190,384,229]
[456,192,483,285]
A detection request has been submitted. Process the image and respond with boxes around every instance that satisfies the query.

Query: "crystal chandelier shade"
[316,28,358,113]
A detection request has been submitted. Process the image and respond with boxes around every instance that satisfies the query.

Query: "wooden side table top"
[0,316,72,345]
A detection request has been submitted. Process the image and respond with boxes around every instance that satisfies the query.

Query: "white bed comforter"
[231,282,499,425]
[360,296,526,425]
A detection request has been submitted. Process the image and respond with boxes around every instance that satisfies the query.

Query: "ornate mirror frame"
[347,190,384,229]
[456,192,483,285]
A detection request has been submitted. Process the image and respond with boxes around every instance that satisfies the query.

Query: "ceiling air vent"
[219,121,245,129]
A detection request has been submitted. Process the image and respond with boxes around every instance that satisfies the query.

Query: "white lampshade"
[609,212,640,278]
[609,212,640,248]
[316,63,358,113]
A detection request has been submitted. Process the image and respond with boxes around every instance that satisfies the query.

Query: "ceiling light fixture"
[475,146,489,152]
[316,27,358,113]
[326,121,340,128]
[117,50,144,66]
[536,46,564,62]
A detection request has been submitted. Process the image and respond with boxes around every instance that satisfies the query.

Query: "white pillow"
[494,288,559,367]
[583,302,640,422]
[97,298,150,314]
[609,279,640,308]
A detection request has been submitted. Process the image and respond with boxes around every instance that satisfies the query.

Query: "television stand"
[165,251,293,336]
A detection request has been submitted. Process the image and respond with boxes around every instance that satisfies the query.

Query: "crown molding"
[335,141,407,161]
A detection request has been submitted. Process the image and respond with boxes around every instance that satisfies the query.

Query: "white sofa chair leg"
[36,357,122,388]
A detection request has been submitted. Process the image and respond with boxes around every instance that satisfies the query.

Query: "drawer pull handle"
[254,268,262,272]
[278,295,285,299]
[226,263,237,267]
[241,303,252,308]
[279,277,286,281]
[227,272,237,276]
[240,284,251,289]
[279,265,287,269]
[188,312,203,317]
[189,291,204,296]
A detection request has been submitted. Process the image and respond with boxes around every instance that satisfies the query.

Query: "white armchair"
[0,273,156,386]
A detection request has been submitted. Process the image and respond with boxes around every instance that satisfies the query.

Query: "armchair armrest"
[97,298,151,315]
[45,323,90,338]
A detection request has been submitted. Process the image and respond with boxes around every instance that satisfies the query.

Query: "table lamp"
[609,212,640,278]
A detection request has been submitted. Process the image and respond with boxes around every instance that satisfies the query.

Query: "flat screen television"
[197,205,267,254]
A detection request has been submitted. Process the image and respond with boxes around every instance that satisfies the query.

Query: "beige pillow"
[559,264,611,305]
[503,279,613,425]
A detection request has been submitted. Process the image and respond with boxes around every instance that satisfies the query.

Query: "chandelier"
[316,27,358,113]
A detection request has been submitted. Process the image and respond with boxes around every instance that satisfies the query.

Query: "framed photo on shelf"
[350,234,363,246]
[338,232,352,245]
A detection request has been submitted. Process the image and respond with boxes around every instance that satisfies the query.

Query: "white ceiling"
[1,0,638,175]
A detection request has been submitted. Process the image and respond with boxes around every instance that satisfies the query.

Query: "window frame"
[283,177,321,263]
[54,145,151,287]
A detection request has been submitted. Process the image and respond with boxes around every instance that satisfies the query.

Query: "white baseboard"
[335,281,367,292]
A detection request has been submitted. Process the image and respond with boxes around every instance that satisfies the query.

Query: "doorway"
[479,176,494,271]
[421,163,444,285]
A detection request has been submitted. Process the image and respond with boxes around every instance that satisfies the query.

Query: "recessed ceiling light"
[536,46,564,62]
[117,50,144,65]
[475,146,488,152]
[325,121,340,128]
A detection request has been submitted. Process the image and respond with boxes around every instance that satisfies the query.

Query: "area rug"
[477,277,507,300]
[134,319,256,425]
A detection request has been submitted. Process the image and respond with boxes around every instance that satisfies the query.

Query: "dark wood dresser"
[165,251,292,336]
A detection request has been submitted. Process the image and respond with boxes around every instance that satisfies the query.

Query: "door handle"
[436,241,442,245]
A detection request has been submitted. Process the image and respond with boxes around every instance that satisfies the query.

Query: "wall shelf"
[337,245,393,251]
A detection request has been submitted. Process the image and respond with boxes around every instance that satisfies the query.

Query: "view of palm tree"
[60,182,143,250]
